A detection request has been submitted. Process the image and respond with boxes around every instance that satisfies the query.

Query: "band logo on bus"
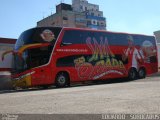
[74,37,127,80]
[40,29,55,42]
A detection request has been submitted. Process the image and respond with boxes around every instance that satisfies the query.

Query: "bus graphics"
[74,36,126,80]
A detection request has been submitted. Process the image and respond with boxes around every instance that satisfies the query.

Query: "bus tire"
[138,68,146,79]
[55,72,69,88]
[128,68,138,80]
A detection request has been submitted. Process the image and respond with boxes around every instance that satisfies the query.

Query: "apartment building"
[37,0,106,30]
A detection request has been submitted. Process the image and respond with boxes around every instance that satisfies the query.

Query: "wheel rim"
[130,70,135,79]
[129,69,137,80]
[139,70,144,77]
[139,69,145,78]
[57,75,66,85]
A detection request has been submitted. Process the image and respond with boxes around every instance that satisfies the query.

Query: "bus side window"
[61,30,89,46]
[61,30,73,47]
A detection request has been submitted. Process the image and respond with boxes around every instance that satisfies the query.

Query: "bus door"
[31,65,51,86]
[28,45,53,85]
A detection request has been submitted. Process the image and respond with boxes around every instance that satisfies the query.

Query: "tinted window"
[94,32,128,45]
[56,54,128,67]
[62,30,91,45]
[26,46,53,69]
[62,30,156,47]
[94,32,156,46]
[15,27,62,50]
[132,35,156,46]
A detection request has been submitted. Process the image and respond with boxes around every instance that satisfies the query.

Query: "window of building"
[92,20,97,25]
[63,16,68,20]
[97,22,99,26]
[91,12,94,16]
[51,22,55,25]
[80,5,83,10]
[93,21,96,25]
[100,22,104,25]
[85,7,87,11]
[87,20,91,25]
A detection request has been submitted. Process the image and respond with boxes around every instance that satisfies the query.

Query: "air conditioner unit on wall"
[91,20,97,25]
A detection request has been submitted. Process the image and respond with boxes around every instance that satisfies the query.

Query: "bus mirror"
[17,43,50,56]
[1,50,14,61]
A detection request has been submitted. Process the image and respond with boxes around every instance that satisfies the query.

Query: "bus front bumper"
[12,75,32,88]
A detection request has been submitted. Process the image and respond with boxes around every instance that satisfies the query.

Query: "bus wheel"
[55,72,69,88]
[128,68,138,80]
[138,68,146,79]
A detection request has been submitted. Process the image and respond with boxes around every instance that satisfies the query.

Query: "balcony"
[86,15,106,21]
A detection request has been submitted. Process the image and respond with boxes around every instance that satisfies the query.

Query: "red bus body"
[12,27,158,88]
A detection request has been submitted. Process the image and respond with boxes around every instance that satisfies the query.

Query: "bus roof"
[62,27,154,37]
[31,27,154,37]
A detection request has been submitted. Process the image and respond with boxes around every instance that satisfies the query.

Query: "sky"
[0,0,160,39]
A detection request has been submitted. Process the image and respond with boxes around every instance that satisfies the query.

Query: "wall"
[0,38,16,71]
[0,38,16,90]
[154,31,160,43]
[158,44,160,69]
[37,10,87,28]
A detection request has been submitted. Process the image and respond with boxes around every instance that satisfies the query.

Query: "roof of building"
[0,38,16,44]
[154,30,160,34]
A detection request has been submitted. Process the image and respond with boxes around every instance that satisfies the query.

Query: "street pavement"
[0,75,160,114]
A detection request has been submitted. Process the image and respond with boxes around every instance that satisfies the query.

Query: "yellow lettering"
[112,58,119,67]
[119,60,125,69]
[96,60,105,66]
[106,58,112,67]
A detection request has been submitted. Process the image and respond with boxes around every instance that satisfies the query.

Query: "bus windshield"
[15,27,62,51]
[12,54,25,73]
[13,45,53,73]
[13,27,62,73]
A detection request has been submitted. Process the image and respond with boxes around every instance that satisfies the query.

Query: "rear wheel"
[128,68,138,80]
[55,72,69,88]
[138,68,146,79]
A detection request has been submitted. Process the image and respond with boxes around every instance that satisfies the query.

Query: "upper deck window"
[62,30,156,47]
[15,27,62,50]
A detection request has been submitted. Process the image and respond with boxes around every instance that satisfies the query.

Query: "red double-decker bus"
[11,27,158,88]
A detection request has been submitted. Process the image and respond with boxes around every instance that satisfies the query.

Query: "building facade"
[37,3,87,28]
[154,30,160,44]
[37,0,106,30]
[38,3,78,28]
[72,0,106,30]
[154,30,160,68]
[0,38,16,72]
[0,38,16,90]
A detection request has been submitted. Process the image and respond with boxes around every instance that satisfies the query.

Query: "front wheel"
[138,68,146,79]
[55,72,69,88]
[128,68,138,80]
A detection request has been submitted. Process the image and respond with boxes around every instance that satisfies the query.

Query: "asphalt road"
[0,76,160,114]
